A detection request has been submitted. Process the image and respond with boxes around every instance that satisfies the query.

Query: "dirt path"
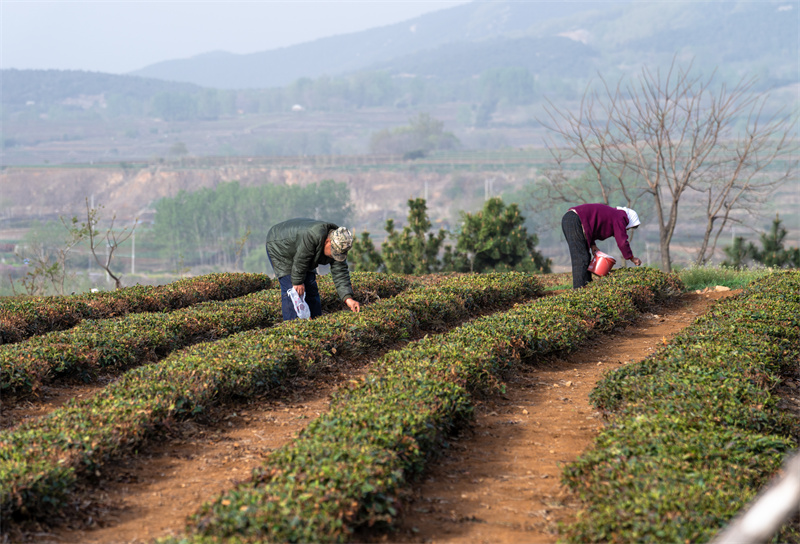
[7,290,733,544]
[363,290,736,544]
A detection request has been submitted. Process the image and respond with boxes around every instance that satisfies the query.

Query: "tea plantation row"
[0,273,272,345]
[163,267,682,543]
[0,272,544,521]
[562,270,800,543]
[0,272,413,397]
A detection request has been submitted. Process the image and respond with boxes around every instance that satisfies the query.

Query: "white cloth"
[616,207,641,229]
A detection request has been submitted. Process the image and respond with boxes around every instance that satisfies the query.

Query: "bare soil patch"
[6,290,735,544]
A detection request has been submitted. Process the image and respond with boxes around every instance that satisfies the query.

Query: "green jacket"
[265,218,354,302]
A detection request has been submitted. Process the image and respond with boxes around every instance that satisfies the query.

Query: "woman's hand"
[345,298,361,313]
[591,245,599,254]
[631,257,642,266]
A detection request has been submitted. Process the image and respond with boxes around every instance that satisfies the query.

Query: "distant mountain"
[129,1,630,89]
[367,0,797,92]
[128,0,797,91]
[370,35,599,80]
[1,0,795,129]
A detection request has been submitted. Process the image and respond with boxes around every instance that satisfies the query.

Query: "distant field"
[1,142,796,296]
[0,103,553,167]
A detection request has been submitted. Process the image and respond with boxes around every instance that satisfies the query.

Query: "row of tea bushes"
[0,273,272,345]
[0,272,543,521]
[1,290,281,397]
[561,270,800,543]
[175,268,682,543]
[0,272,413,397]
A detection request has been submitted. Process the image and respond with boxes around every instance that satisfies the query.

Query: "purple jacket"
[570,203,634,260]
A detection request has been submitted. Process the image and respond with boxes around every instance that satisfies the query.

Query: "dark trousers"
[276,272,322,321]
[267,248,323,321]
[562,211,592,289]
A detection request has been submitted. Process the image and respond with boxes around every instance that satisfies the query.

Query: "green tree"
[151,180,351,270]
[369,113,460,156]
[348,231,384,272]
[381,198,447,275]
[752,215,800,268]
[456,197,551,273]
[479,67,536,105]
[721,236,756,269]
[441,244,471,273]
[151,92,198,121]
[169,141,189,157]
[473,99,498,128]
[197,89,222,119]
[722,215,800,269]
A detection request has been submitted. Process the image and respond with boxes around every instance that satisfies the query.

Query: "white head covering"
[616,207,640,229]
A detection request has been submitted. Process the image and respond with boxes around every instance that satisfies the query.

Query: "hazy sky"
[1,1,472,74]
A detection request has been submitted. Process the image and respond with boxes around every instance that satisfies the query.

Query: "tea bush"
[0,272,411,396]
[0,273,271,345]
[561,270,800,543]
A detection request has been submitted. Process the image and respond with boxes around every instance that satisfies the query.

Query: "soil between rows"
[7,290,735,544]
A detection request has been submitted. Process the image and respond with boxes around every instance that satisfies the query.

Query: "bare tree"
[85,198,138,289]
[691,100,797,265]
[541,58,797,271]
[234,227,251,271]
[14,217,88,295]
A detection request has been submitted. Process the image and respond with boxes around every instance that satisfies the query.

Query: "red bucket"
[588,251,616,276]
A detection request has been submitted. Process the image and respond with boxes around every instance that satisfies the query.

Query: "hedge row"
[172,267,682,543]
[0,272,543,522]
[560,270,800,543]
[0,273,272,345]
[0,272,413,397]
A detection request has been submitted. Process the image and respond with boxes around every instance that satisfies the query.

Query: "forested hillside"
[151,180,352,271]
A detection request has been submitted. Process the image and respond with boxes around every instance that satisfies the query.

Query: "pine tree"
[721,236,756,269]
[349,231,384,272]
[456,197,551,273]
[752,215,800,268]
[722,215,800,269]
[381,199,447,275]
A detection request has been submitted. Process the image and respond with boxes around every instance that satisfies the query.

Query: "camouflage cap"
[329,227,353,261]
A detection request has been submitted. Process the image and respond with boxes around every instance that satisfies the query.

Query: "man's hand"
[293,284,305,297]
[345,298,361,313]
[631,257,642,266]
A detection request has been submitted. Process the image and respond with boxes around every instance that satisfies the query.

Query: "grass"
[549,263,788,294]
[676,265,776,291]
